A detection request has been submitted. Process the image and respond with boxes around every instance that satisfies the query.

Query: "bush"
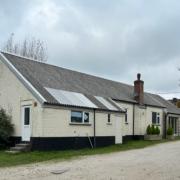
[151,125,156,134]
[155,126,160,135]
[146,125,160,135]
[167,127,173,135]
[146,125,152,135]
[0,108,14,147]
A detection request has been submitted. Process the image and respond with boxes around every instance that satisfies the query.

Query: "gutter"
[112,99,166,109]
[166,112,180,116]
[43,102,125,113]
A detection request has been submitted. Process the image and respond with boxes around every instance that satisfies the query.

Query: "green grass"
[0,138,179,168]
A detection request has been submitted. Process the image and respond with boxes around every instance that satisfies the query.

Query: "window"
[71,111,83,123]
[125,109,128,123]
[71,111,89,123]
[108,114,111,123]
[168,117,178,134]
[152,112,160,125]
[24,107,30,125]
[84,112,89,123]
[157,113,160,124]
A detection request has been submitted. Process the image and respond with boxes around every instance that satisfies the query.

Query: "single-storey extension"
[0,51,180,150]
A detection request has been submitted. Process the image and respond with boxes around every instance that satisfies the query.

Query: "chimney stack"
[134,73,144,105]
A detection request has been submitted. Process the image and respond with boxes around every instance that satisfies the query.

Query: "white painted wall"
[41,107,94,137]
[0,57,165,141]
[0,59,42,137]
[41,107,124,138]
[134,106,164,135]
[89,112,123,138]
[114,102,134,136]
[0,58,124,140]
[115,101,164,136]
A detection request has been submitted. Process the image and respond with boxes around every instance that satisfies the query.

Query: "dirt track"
[1,141,180,180]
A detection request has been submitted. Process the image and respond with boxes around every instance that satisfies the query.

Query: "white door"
[115,115,122,144]
[22,106,31,141]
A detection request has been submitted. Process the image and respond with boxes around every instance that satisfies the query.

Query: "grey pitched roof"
[1,52,180,115]
[150,94,180,115]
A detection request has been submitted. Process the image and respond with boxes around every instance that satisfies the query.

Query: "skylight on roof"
[94,96,118,111]
[45,87,97,108]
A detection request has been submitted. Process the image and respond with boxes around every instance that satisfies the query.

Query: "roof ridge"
[0,50,49,65]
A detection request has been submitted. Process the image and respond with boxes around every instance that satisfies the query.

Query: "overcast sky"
[0,0,180,99]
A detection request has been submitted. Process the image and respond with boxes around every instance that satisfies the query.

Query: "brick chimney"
[134,73,144,105]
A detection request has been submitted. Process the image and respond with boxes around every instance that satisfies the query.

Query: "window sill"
[152,124,160,126]
[69,123,91,126]
[106,122,112,125]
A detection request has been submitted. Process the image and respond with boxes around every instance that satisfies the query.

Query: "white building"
[0,51,180,150]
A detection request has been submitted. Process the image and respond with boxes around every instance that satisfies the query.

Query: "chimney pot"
[137,73,141,80]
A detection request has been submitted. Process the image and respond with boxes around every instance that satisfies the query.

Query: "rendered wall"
[114,102,134,136]
[0,59,42,137]
[41,107,123,138]
[115,100,164,136]
[134,105,164,135]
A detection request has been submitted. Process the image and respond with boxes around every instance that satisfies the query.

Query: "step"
[5,150,21,154]
[10,146,25,151]
[10,145,30,152]
[16,143,30,148]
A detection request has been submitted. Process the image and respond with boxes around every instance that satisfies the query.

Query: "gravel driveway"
[1,141,180,180]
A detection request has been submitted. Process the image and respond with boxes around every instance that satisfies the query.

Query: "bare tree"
[2,33,48,62]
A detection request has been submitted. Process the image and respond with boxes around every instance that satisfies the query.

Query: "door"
[173,118,177,134]
[22,106,31,141]
[115,115,122,144]
[169,117,178,135]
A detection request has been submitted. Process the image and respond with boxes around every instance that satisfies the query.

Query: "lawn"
[0,138,179,168]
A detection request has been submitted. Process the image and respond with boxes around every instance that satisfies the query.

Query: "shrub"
[151,125,156,134]
[167,127,173,136]
[0,108,14,147]
[146,125,160,135]
[146,125,152,135]
[155,126,160,135]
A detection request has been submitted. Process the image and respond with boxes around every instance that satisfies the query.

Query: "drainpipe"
[93,109,96,148]
[132,104,135,137]
[164,109,168,139]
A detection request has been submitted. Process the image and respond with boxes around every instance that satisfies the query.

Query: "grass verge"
[0,138,179,168]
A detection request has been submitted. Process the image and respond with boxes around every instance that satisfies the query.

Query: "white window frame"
[152,112,160,125]
[70,111,90,124]
[83,112,90,123]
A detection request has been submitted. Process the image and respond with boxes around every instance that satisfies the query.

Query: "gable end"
[0,52,46,104]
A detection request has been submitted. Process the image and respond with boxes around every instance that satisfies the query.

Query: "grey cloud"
[0,0,180,99]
